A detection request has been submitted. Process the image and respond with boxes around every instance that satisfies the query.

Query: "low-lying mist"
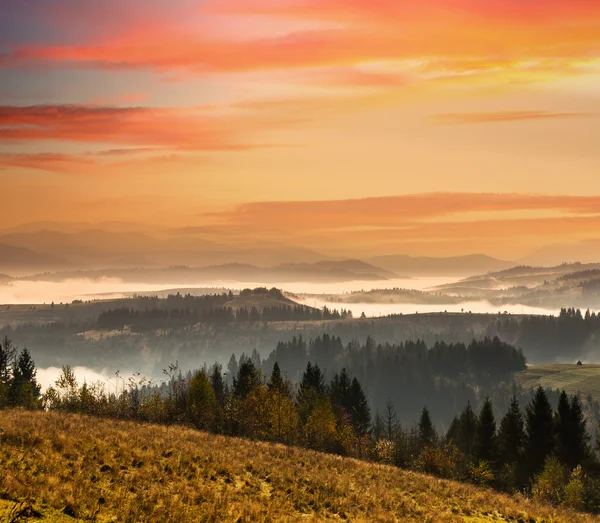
[0,276,459,305]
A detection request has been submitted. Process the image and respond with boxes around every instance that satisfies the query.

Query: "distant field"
[0,410,595,522]
[515,364,600,400]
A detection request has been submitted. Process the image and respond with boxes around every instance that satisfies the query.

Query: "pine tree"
[554,390,571,466]
[418,406,436,448]
[7,348,41,408]
[525,387,555,476]
[330,368,352,411]
[569,395,589,468]
[210,364,225,405]
[226,354,238,386]
[0,336,15,406]
[385,398,398,440]
[349,377,371,436]
[233,360,261,399]
[475,397,497,465]
[445,416,461,445]
[268,362,285,392]
[498,395,525,465]
[458,402,477,459]
[299,362,325,396]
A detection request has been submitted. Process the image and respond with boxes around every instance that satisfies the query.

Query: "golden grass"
[0,410,597,523]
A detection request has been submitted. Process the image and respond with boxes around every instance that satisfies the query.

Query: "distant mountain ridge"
[13,260,395,284]
[0,243,70,274]
[367,253,513,276]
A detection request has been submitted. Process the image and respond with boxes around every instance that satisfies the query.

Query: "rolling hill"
[0,410,594,522]
[515,364,600,402]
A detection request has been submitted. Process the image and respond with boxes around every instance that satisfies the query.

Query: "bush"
[469,460,495,487]
[563,466,585,511]
[532,456,569,505]
[415,444,463,479]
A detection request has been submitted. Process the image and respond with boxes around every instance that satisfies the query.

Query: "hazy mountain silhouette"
[367,254,512,277]
[17,260,394,284]
[0,229,326,272]
[522,239,600,266]
[0,243,70,274]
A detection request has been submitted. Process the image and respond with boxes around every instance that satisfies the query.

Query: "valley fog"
[0,277,455,305]
[0,277,568,316]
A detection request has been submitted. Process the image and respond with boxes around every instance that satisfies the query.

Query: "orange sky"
[1,0,599,259]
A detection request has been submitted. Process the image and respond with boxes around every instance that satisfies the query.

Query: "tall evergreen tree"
[349,377,371,436]
[445,416,461,446]
[569,395,589,468]
[418,406,436,448]
[475,397,497,464]
[385,398,398,440]
[554,390,572,466]
[233,360,261,399]
[330,368,352,411]
[525,387,555,476]
[226,354,238,386]
[0,336,16,406]
[458,402,477,459]
[299,362,326,396]
[268,362,285,392]
[210,364,225,405]
[498,395,525,465]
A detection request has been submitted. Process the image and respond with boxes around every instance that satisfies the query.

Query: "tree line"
[253,334,526,425]
[488,307,600,363]
[97,305,352,331]
[0,336,41,409]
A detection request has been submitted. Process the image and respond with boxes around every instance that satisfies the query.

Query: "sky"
[1,0,600,260]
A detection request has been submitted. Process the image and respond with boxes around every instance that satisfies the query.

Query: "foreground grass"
[0,411,597,522]
[516,364,600,401]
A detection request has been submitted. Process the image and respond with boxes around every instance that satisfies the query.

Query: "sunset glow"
[1,0,599,259]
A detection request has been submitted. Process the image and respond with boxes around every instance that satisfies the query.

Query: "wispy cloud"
[431,111,593,125]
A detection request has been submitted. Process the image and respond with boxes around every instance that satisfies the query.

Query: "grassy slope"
[0,412,597,523]
[515,364,600,401]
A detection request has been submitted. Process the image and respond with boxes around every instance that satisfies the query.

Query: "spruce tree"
[385,398,398,440]
[268,362,284,392]
[554,390,571,466]
[0,336,15,406]
[498,395,525,465]
[418,406,436,448]
[330,368,352,410]
[8,348,41,408]
[233,360,261,399]
[349,377,371,436]
[569,395,589,468]
[445,415,461,446]
[458,402,477,459]
[475,397,497,464]
[210,364,225,405]
[300,362,326,396]
[525,387,555,476]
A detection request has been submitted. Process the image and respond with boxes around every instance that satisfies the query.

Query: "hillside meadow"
[0,410,598,523]
[515,365,600,402]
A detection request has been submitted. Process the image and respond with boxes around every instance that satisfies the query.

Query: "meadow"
[515,364,600,402]
[0,410,597,523]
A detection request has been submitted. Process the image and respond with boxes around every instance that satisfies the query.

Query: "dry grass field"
[1,410,598,523]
